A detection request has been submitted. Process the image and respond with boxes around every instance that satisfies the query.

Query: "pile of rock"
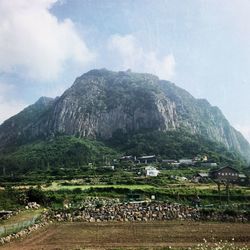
[197,211,249,223]
[0,220,51,245]
[67,197,120,209]
[25,202,40,210]
[0,212,52,245]
[48,201,249,223]
[49,202,200,222]
[0,210,20,221]
[0,212,13,221]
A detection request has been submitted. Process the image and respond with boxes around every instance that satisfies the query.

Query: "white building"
[145,166,160,177]
[179,159,193,165]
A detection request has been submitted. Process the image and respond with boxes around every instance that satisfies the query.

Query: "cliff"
[0,69,249,161]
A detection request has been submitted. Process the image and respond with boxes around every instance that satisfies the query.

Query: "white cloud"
[0,82,27,124]
[108,34,175,80]
[0,0,95,81]
[235,124,250,144]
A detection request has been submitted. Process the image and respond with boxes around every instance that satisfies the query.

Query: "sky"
[0,0,250,142]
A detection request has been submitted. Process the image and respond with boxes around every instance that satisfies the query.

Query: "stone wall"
[48,201,249,223]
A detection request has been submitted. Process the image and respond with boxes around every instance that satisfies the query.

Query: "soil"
[1,221,250,250]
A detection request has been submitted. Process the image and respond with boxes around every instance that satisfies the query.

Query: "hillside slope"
[0,96,55,151]
[0,69,249,162]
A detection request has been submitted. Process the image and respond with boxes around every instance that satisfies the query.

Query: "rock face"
[42,69,179,138]
[0,69,250,161]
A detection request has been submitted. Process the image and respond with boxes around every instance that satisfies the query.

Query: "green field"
[0,209,43,227]
[44,181,155,191]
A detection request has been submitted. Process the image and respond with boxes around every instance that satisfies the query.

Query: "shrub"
[26,188,47,205]
[223,209,238,217]
[73,188,82,194]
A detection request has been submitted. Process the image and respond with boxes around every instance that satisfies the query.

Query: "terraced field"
[1,221,250,250]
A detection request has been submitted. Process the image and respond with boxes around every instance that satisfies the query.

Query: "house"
[172,162,180,167]
[162,159,178,164]
[179,159,193,165]
[193,155,208,162]
[200,162,217,167]
[210,166,239,183]
[145,166,160,177]
[202,155,208,162]
[238,173,248,183]
[138,155,157,164]
[172,176,188,182]
[119,155,134,162]
[161,160,179,169]
[161,159,178,166]
[192,173,209,183]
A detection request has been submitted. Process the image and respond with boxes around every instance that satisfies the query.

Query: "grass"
[43,181,155,191]
[43,181,250,197]
[0,208,43,226]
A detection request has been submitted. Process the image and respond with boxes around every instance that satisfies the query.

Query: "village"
[111,154,249,185]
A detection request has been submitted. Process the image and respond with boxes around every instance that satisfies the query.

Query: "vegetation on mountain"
[0,136,118,175]
[0,69,249,175]
[0,128,246,175]
[1,69,250,162]
[108,129,246,166]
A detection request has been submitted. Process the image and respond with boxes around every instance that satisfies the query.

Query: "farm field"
[1,221,250,250]
[42,180,250,191]
[43,181,155,191]
[41,181,250,200]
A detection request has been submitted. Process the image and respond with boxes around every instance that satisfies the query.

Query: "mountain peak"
[35,96,54,106]
[0,69,250,162]
[78,68,159,82]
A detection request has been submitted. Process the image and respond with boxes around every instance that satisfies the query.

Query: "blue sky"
[0,0,250,142]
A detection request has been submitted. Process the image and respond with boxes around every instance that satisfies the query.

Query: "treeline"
[0,136,118,175]
[0,129,247,175]
[107,129,246,166]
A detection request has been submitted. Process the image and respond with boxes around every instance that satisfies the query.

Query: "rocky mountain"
[0,96,55,150]
[0,69,250,162]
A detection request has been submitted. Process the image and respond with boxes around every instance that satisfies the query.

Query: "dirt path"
[1,221,250,250]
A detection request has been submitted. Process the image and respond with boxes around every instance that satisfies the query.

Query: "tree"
[26,188,47,205]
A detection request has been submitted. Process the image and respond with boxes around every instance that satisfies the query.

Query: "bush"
[73,188,82,194]
[26,188,47,205]
[200,208,215,216]
[223,209,238,217]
